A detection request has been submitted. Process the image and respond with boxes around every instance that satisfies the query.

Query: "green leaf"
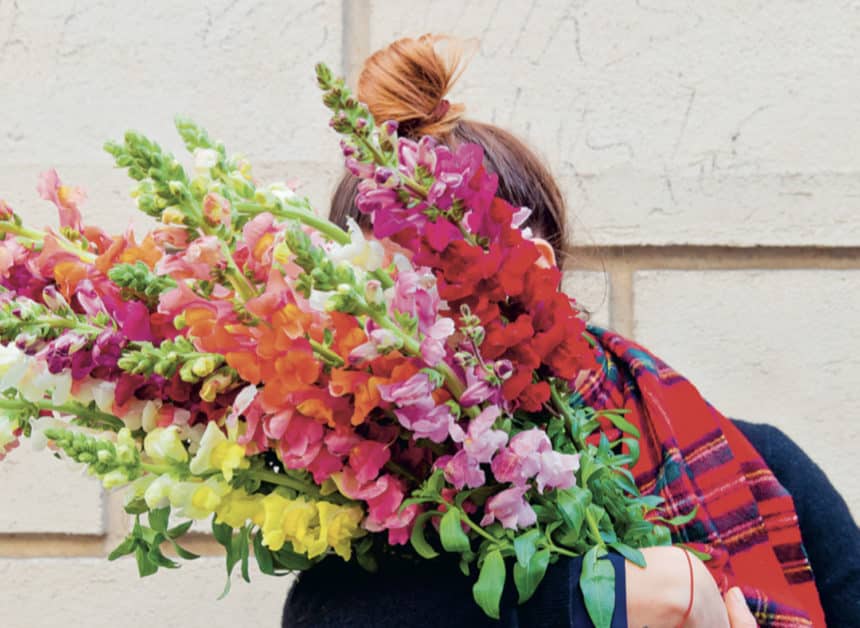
[639,494,664,509]
[355,548,378,573]
[658,505,699,527]
[608,542,646,568]
[147,544,179,569]
[166,520,194,539]
[425,468,445,495]
[513,529,541,567]
[253,532,275,575]
[238,526,251,583]
[513,548,550,604]
[170,540,200,561]
[620,437,641,465]
[597,433,611,458]
[556,486,591,539]
[218,526,243,600]
[212,520,234,548]
[107,535,137,561]
[472,549,506,620]
[399,496,441,510]
[580,547,615,628]
[611,469,639,497]
[458,557,472,577]
[135,544,159,577]
[148,507,170,533]
[439,509,471,554]
[580,454,601,484]
[409,511,441,559]
[601,412,640,438]
[124,497,149,515]
[271,543,314,571]
[677,544,711,562]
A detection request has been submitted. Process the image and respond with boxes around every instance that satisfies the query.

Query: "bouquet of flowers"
[0,63,692,628]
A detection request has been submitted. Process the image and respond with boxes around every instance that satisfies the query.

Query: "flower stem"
[0,222,97,264]
[545,539,580,558]
[235,201,350,245]
[369,310,478,419]
[585,509,605,548]
[384,460,418,484]
[308,339,345,368]
[216,242,257,302]
[0,398,125,431]
[550,382,584,450]
[458,507,505,547]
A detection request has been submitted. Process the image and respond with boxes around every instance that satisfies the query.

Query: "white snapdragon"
[193,148,219,174]
[269,182,296,203]
[92,381,118,413]
[0,343,23,377]
[141,399,162,432]
[328,218,384,272]
[143,426,189,464]
[50,371,73,406]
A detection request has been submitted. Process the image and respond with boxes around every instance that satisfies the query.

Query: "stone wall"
[1,1,857,626]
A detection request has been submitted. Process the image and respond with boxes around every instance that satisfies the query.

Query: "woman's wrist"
[625,546,726,628]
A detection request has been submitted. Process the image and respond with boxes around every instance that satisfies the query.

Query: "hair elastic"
[677,548,695,627]
[428,98,451,123]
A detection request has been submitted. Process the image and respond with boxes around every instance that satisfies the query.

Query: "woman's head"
[329,34,570,267]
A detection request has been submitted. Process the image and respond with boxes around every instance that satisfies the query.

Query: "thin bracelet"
[677,548,695,628]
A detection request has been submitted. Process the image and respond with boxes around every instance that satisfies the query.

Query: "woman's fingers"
[725,587,758,628]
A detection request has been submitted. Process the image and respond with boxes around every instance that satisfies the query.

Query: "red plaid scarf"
[578,327,827,627]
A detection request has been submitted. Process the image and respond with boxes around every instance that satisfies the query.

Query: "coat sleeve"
[732,419,860,626]
[282,551,629,627]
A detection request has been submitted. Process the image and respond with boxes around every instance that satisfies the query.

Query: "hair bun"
[357,34,473,138]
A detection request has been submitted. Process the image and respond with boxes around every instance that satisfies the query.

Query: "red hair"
[329,34,571,267]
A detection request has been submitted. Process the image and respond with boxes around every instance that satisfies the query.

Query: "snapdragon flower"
[189,421,249,482]
[144,426,189,464]
[328,218,384,272]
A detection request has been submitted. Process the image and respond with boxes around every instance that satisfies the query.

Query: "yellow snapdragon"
[214,488,265,529]
[257,491,365,561]
[188,422,249,481]
[144,473,231,520]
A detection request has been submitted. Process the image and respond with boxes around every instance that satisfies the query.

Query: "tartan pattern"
[581,326,826,627]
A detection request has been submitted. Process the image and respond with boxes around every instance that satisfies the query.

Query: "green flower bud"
[191,355,219,378]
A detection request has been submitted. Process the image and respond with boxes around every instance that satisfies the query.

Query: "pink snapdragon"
[389,267,454,367]
[378,370,456,442]
[419,318,454,367]
[450,405,508,463]
[37,169,85,233]
[156,235,224,280]
[393,398,455,443]
[459,360,512,408]
[201,192,231,228]
[349,440,390,484]
[377,371,434,406]
[491,428,580,493]
[480,485,537,530]
[442,405,509,489]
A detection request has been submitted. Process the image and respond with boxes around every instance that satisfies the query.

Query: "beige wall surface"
[1,1,857,626]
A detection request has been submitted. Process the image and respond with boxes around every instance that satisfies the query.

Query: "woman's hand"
[625,546,758,627]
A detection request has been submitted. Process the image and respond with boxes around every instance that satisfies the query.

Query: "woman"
[285,35,858,626]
